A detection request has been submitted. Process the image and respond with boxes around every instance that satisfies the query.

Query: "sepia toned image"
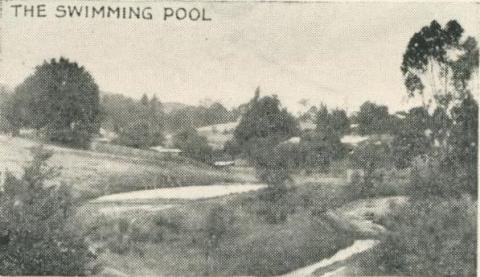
[0,0,478,276]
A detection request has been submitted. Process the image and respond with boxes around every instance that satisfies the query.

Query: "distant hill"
[162,102,192,114]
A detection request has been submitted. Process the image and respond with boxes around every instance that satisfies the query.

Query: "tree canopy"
[356,101,391,135]
[315,104,350,135]
[108,93,165,148]
[401,20,478,109]
[172,127,213,163]
[233,92,299,153]
[12,57,101,148]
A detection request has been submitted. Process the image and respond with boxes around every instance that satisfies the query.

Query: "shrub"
[255,186,297,224]
[223,139,242,158]
[408,151,476,199]
[0,146,95,275]
[300,130,347,173]
[205,205,234,250]
[153,213,184,234]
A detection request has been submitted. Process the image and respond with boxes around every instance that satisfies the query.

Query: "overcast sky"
[1,1,479,113]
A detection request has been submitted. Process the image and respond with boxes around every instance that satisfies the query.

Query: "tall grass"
[355,196,476,276]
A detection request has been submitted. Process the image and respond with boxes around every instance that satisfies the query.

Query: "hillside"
[0,135,255,199]
[197,121,239,150]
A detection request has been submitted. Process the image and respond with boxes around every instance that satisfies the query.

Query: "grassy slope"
[0,136,254,200]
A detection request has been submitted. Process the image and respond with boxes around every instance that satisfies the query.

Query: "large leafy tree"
[233,91,299,154]
[360,19,478,277]
[401,20,478,172]
[356,101,391,135]
[13,57,101,148]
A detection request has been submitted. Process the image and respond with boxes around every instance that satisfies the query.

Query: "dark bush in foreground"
[0,147,95,275]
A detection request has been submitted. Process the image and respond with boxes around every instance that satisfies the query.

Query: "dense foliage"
[0,147,94,275]
[165,102,237,131]
[315,104,350,135]
[105,94,165,148]
[362,196,476,276]
[357,19,478,277]
[348,143,391,197]
[355,101,392,135]
[232,94,299,156]
[172,127,213,163]
[401,20,478,108]
[0,88,18,134]
[9,58,101,148]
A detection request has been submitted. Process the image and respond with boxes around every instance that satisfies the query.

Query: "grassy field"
[0,136,255,200]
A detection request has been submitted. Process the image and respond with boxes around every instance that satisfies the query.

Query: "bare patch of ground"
[91,183,266,202]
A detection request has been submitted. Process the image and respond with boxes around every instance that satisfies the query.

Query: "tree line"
[0,62,238,152]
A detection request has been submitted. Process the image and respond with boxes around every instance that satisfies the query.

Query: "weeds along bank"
[342,196,477,277]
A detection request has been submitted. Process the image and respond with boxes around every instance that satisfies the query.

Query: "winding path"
[280,240,379,277]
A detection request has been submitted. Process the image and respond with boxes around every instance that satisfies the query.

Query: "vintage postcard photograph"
[0,0,478,276]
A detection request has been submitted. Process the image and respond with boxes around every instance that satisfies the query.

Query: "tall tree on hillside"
[401,20,478,109]
[401,20,478,147]
[13,57,100,148]
[232,90,299,155]
[400,19,478,196]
